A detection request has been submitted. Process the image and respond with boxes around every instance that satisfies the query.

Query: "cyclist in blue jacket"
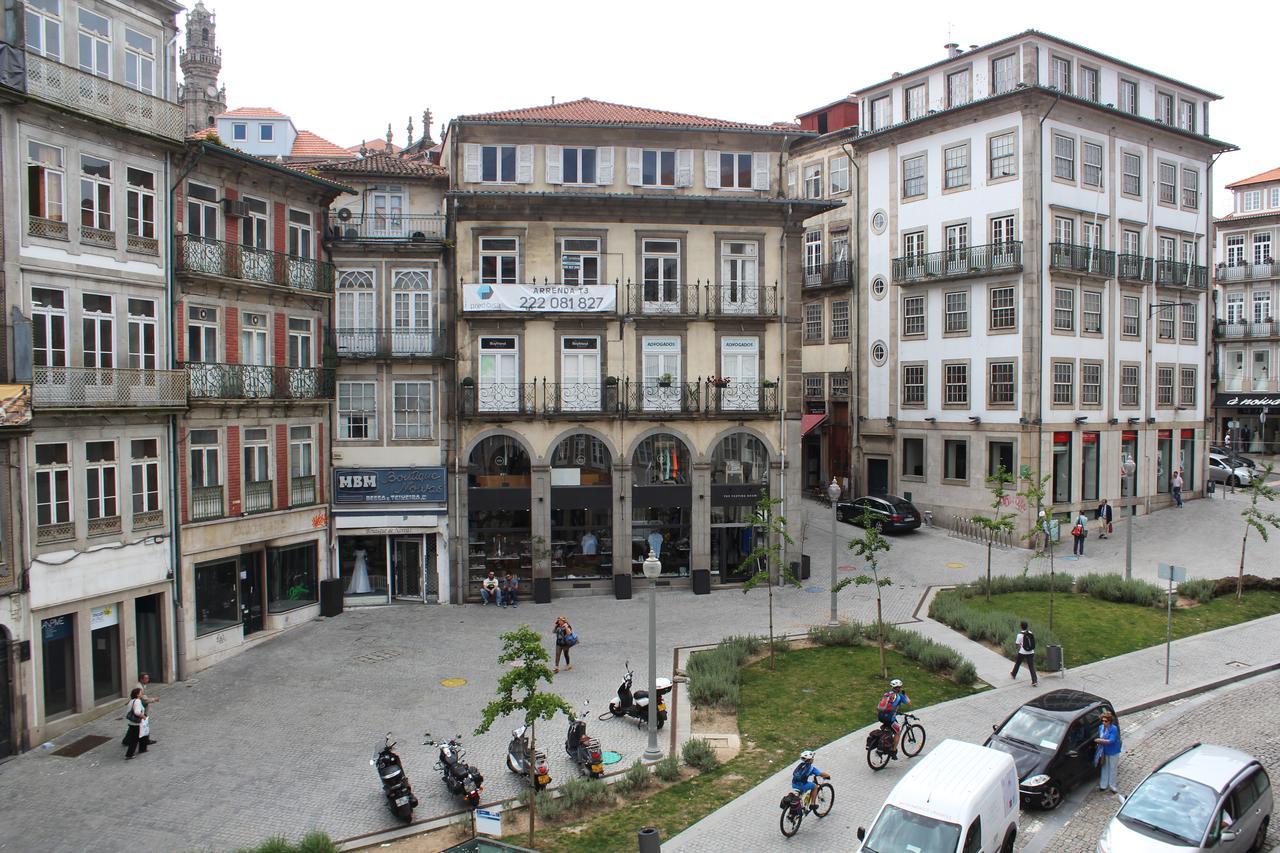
[877,679,912,757]
[791,750,830,811]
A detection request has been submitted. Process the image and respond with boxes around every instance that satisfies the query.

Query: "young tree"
[835,506,893,678]
[1237,463,1280,601]
[739,494,802,671]
[1018,469,1057,631]
[474,624,574,848]
[971,465,1016,601]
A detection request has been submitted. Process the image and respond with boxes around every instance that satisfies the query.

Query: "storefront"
[631,433,691,576]
[467,436,532,596]
[191,541,318,651]
[710,434,769,581]
[549,434,612,581]
[1214,391,1279,454]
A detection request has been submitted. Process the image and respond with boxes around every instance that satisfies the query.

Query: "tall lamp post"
[1121,455,1136,581]
[827,477,842,626]
[642,550,663,763]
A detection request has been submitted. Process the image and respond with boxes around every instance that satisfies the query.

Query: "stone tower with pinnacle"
[178,2,227,135]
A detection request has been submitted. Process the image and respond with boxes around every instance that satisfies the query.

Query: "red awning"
[802,413,828,436]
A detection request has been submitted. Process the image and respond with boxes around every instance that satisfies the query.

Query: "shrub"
[523,787,564,822]
[654,753,681,782]
[929,591,1061,665]
[295,834,338,853]
[614,759,654,796]
[952,660,978,686]
[1178,577,1218,604]
[682,737,720,772]
[1076,572,1163,607]
[957,573,1074,598]
[557,776,615,812]
[240,840,293,853]
[686,635,762,711]
[876,623,979,684]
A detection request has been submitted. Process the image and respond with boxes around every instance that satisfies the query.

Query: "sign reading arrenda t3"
[334,467,447,504]
[463,283,616,313]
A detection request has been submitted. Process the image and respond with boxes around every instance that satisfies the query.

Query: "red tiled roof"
[187,127,219,140]
[1226,167,1280,190]
[313,153,445,178]
[458,97,788,131]
[290,130,353,160]
[217,106,288,119]
[1217,209,1280,223]
[347,138,402,155]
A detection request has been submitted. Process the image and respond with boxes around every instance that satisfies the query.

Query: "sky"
[195,0,1280,212]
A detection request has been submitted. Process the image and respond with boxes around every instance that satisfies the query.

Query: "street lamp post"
[642,550,663,763]
[827,477,842,626]
[1121,456,1136,581]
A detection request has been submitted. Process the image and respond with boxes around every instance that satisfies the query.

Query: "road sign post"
[1158,563,1187,686]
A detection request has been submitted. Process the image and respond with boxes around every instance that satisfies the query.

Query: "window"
[238,196,267,248]
[829,157,849,194]
[991,216,1015,252]
[716,151,753,189]
[287,209,312,259]
[1121,365,1140,407]
[990,286,1016,330]
[902,155,926,198]
[1083,221,1102,251]
[1054,287,1075,331]
[1180,367,1197,407]
[1122,229,1141,259]
[189,429,220,488]
[1243,191,1262,212]
[1253,291,1272,323]
[947,69,971,107]
[804,375,824,399]
[945,290,969,333]
[1158,162,1177,204]
[25,0,61,60]
[830,300,850,340]
[1182,168,1199,208]
[128,298,156,370]
[944,440,968,482]
[641,149,677,186]
[989,132,1015,179]
[1179,100,1196,132]
[901,364,926,407]
[130,439,160,519]
[1225,235,1245,267]
[82,293,114,369]
[1053,134,1075,181]
[988,440,1015,479]
[561,237,601,285]
[232,123,246,141]
[77,155,112,231]
[337,381,376,440]
[992,54,1017,94]
[27,141,65,223]
[125,168,156,240]
[186,182,218,239]
[78,7,110,77]
[1119,79,1138,114]
[1082,362,1102,406]
[1079,66,1099,102]
[802,230,823,282]
[903,230,925,259]
[1122,153,1141,196]
[36,442,72,529]
[830,373,850,399]
[1123,295,1140,337]
[1158,235,1176,262]
[393,382,434,439]
[641,239,681,307]
[479,236,519,284]
[1158,303,1176,339]
[802,162,822,199]
[1082,142,1103,188]
[1082,290,1102,333]
[1054,215,1074,246]
[289,425,314,496]
[905,84,926,121]
[1157,367,1174,406]
[944,144,969,190]
[1051,56,1072,92]
[266,542,317,614]
[1272,188,1280,209]
[902,437,925,478]
[563,147,597,184]
[803,303,822,342]
[124,28,155,93]
[1181,304,1197,341]
[85,441,117,523]
[903,294,926,336]
[482,145,517,182]
[871,95,891,131]
[989,361,1016,406]
[945,223,968,260]
[1052,362,1074,405]
[1226,293,1245,324]
[1255,234,1273,265]
[1157,92,1174,124]
[944,362,969,406]
[259,123,274,142]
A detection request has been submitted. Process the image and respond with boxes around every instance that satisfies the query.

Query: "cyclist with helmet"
[790,749,830,810]
[877,679,912,758]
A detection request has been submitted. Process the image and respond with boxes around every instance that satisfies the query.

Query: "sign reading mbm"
[334,467,448,504]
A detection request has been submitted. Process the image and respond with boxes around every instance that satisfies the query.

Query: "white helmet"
[889,679,904,690]
[800,749,815,761]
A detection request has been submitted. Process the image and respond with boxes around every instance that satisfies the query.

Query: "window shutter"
[675,149,694,187]
[597,147,614,185]
[752,153,771,190]
[516,145,535,183]
[545,145,563,184]
[704,151,721,189]
[463,144,482,183]
[626,148,642,186]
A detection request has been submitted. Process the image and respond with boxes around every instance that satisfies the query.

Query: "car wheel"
[1250,816,1269,853]
[1232,475,1241,487]
[1000,827,1016,853]
[1039,781,1063,810]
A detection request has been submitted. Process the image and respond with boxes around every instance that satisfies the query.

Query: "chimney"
[945,42,961,58]
[969,44,979,52]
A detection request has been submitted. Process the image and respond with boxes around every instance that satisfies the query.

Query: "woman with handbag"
[122,687,149,759]
[553,616,576,673]
[1071,510,1088,556]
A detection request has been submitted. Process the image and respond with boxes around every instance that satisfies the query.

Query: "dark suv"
[836,494,922,533]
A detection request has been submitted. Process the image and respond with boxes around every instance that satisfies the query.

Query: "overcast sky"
[196,0,1278,212]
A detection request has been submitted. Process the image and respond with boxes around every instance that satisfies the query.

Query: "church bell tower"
[178,2,227,136]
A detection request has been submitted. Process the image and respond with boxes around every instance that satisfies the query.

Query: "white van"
[857,739,1020,853]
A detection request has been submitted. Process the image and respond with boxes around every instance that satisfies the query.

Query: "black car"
[983,689,1116,810]
[835,494,922,533]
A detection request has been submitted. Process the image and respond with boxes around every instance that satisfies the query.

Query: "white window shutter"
[626,148,642,186]
[545,145,563,184]
[676,149,694,187]
[752,153,771,190]
[516,145,535,183]
[704,151,721,189]
[597,147,614,185]
[463,144,482,183]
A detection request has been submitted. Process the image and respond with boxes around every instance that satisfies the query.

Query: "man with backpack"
[1010,620,1038,686]
[876,679,912,758]
[790,750,830,810]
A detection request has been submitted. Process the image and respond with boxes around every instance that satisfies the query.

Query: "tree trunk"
[767,580,776,670]
[528,720,537,848]
[986,541,993,602]
[876,593,886,678]
[1238,528,1249,601]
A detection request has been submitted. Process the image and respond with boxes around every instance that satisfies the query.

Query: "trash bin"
[638,826,661,852]
[613,572,633,600]
[692,569,711,595]
[798,554,812,580]
[1207,481,1216,495]
[1045,644,1063,673]
[319,578,343,617]
[533,576,552,604]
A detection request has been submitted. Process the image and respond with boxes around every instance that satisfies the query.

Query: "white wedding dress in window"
[346,548,373,594]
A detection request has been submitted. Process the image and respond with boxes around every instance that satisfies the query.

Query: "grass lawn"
[945,590,1280,668]
[526,644,981,853]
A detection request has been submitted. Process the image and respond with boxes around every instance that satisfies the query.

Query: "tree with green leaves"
[474,624,574,848]
[971,465,1016,601]
[1237,463,1280,601]
[739,494,802,671]
[835,506,893,678]
[1017,468,1058,631]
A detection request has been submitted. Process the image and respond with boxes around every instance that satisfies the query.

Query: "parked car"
[836,494,922,533]
[1209,454,1253,488]
[1211,445,1257,469]
[1098,743,1272,853]
[984,689,1116,810]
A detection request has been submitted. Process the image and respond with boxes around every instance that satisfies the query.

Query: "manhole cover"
[52,734,112,757]
[945,562,966,569]
[440,678,467,688]
[352,648,402,664]
[601,750,623,765]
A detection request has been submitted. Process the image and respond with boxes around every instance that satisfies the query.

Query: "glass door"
[372,191,404,237]
[478,338,519,412]
[392,270,433,355]
[392,537,423,600]
[239,552,263,636]
[643,337,681,412]
[561,337,600,412]
[240,312,271,398]
[719,337,759,411]
[287,317,314,398]
[720,242,758,314]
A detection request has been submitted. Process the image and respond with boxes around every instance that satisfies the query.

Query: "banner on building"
[0,384,32,427]
[334,467,448,504]
[463,284,616,313]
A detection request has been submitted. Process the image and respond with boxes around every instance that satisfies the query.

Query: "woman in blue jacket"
[1094,710,1122,796]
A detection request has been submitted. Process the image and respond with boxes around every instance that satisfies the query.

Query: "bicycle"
[865,712,926,770]
[778,776,835,838]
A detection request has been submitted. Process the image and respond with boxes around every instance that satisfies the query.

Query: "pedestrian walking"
[480,571,502,606]
[503,572,519,608]
[1094,709,1122,798]
[1096,498,1113,538]
[134,672,158,744]
[553,616,576,673]
[122,687,150,759]
[1172,469,1184,508]
[1071,510,1088,556]
[1010,621,1038,687]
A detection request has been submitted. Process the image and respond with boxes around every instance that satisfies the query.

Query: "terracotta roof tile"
[458,97,789,132]
[312,153,446,178]
[347,138,402,155]
[187,127,219,140]
[1226,167,1280,190]
[290,130,353,160]
[217,106,289,119]
[1217,209,1280,223]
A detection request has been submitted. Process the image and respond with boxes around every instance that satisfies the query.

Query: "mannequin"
[347,545,373,594]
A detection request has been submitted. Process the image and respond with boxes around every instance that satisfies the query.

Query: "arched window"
[550,434,612,580]
[468,435,530,487]
[201,27,209,44]
[632,433,690,486]
[710,433,769,485]
[467,435,531,595]
[631,433,692,576]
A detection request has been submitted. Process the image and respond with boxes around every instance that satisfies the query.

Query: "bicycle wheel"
[901,724,926,757]
[867,746,890,770]
[779,808,803,838]
[813,783,835,817]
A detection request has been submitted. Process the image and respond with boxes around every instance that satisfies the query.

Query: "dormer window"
[991,54,1017,95]
[870,95,891,131]
[1050,56,1071,93]
[946,69,970,108]
[259,123,274,142]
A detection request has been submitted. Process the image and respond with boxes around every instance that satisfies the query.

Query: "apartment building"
[1213,167,1280,453]
[172,140,348,674]
[444,99,835,603]
[1,0,185,747]
[794,31,1230,532]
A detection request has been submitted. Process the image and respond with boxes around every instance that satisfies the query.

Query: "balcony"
[623,381,701,417]
[1049,243,1115,277]
[191,485,224,522]
[706,380,780,415]
[87,515,121,537]
[176,235,335,295]
[1218,321,1279,340]
[892,242,1023,284]
[459,382,538,417]
[626,282,699,317]
[185,363,335,401]
[290,475,317,508]
[133,508,164,530]
[80,225,115,248]
[1216,262,1276,283]
[244,480,274,514]
[329,213,446,243]
[1154,260,1208,290]
[804,261,853,289]
[33,366,188,409]
[543,382,621,416]
[24,51,184,141]
[331,327,447,359]
[36,521,74,544]
[705,285,779,318]
[27,215,68,241]
[1117,254,1155,284]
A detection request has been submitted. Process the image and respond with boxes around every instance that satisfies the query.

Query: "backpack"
[877,690,897,713]
[791,762,810,787]
[1021,630,1036,652]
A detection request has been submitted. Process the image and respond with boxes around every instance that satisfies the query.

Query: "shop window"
[1121,432,1138,498]
[1179,430,1195,491]
[90,603,121,702]
[632,434,692,577]
[550,434,613,580]
[339,535,388,599]
[710,434,770,581]
[1157,430,1173,494]
[194,558,239,636]
[1081,432,1100,502]
[468,435,533,592]
[267,542,318,613]
[41,614,76,717]
[1052,433,1072,504]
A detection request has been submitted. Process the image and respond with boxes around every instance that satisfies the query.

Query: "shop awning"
[802,413,828,436]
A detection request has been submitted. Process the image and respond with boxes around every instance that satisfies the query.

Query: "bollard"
[638,826,662,852]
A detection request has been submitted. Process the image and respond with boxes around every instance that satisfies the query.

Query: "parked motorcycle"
[506,724,551,790]
[599,661,672,729]
[424,733,484,809]
[370,734,418,822]
[565,702,604,778]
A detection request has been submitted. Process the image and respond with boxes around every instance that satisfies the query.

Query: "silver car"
[1098,743,1271,852]
[1209,454,1253,487]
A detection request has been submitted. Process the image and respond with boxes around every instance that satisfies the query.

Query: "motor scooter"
[506,724,551,789]
[565,702,604,778]
[424,733,484,809]
[599,661,672,728]
[370,734,418,821]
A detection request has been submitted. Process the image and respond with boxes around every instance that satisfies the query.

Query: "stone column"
[531,464,552,603]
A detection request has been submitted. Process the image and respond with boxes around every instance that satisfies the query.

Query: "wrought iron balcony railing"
[626,282,699,316]
[330,327,448,358]
[623,380,701,416]
[1218,320,1279,340]
[542,382,622,416]
[892,242,1023,284]
[290,475,317,508]
[185,363,335,401]
[190,485,224,522]
[705,284,779,317]
[804,260,853,288]
[176,234,336,294]
[459,382,539,417]
[1048,242,1115,277]
[706,380,780,415]
[1117,254,1155,283]
[33,366,188,409]
[244,480,274,514]
[329,213,446,242]
[1154,260,1208,290]
[1216,262,1277,283]
[25,51,185,140]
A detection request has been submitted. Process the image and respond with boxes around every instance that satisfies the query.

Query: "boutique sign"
[1215,393,1280,409]
[463,283,616,313]
[334,467,448,504]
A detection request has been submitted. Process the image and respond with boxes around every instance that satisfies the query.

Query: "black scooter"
[506,724,551,790]
[425,733,484,809]
[599,661,673,729]
[370,734,418,822]
[566,702,604,778]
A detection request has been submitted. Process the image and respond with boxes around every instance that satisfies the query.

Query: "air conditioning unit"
[221,198,250,218]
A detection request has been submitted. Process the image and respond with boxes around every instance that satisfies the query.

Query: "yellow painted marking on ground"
[946,562,967,569]
[440,678,467,688]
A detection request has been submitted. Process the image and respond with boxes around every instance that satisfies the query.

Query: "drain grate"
[1226,660,1250,669]
[352,648,403,664]
[52,734,112,757]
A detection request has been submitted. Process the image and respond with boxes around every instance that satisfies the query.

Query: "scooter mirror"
[369,759,375,766]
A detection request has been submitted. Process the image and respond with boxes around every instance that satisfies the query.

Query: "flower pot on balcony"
[658,374,673,388]
[761,379,778,389]
[711,378,731,389]
[461,377,475,387]
[605,376,618,386]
